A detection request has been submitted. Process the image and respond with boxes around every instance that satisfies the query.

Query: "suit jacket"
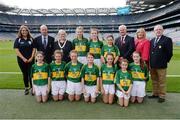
[150,35,173,69]
[34,35,54,64]
[115,35,135,62]
[53,40,73,63]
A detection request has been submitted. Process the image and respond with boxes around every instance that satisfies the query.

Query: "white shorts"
[94,59,101,68]
[131,81,146,97]
[103,84,115,95]
[33,85,48,96]
[51,81,66,96]
[116,90,130,100]
[84,85,97,98]
[78,56,87,64]
[66,80,82,95]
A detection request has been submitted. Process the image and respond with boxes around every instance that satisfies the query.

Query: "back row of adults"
[14,24,173,103]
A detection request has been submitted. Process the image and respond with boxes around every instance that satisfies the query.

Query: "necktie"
[44,37,46,49]
[121,36,124,46]
[154,37,159,47]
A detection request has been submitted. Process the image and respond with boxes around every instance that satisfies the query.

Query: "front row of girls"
[31,50,148,107]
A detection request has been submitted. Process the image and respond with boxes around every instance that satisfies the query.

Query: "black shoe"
[158,98,165,103]
[148,95,159,99]
[30,88,34,96]
[24,88,29,95]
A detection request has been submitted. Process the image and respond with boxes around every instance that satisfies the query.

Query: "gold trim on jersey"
[75,45,86,52]
[104,52,116,58]
[102,73,114,81]
[52,71,64,78]
[33,72,48,80]
[131,72,145,79]
[89,48,101,54]
[68,71,80,78]
[120,79,131,87]
[85,74,97,81]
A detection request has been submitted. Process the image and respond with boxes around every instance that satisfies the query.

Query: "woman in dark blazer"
[53,29,73,63]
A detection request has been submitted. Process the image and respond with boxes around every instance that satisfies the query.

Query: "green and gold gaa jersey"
[114,70,132,91]
[101,45,120,58]
[101,64,116,85]
[64,61,83,83]
[129,62,149,81]
[31,63,50,86]
[49,61,66,81]
[81,64,99,86]
[88,40,103,59]
[72,38,89,56]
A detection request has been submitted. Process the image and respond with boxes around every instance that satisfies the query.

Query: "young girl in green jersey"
[50,50,66,101]
[100,53,116,104]
[88,28,103,67]
[101,35,120,64]
[115,59,132,107]
[81,53,100,103]
[72,26,89,64]
[31,51,50,103]
[129,51,148,103]
[65,50,83,102]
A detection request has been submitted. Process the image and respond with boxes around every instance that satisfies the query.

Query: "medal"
[159,45,162,49]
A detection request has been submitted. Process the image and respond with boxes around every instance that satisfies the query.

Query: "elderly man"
[115,25,135,63]
[34,25,54,64]
[149,25,173,103]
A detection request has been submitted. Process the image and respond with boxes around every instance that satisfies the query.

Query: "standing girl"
[100,53,116,104]
[50,50,66,101]
[114,59,132,107]
[31,51,50,103]
[101,35,120,64]
[72,26,89,64]
[88,28,103,67]
[81,53,100,103]
[129,51,149,103]
[65,50,83,101]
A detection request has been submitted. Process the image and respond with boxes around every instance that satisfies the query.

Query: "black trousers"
[17,58,34,88]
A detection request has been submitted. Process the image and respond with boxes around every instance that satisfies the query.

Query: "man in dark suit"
[34,25,54,64]
[149,25,173,103]
[115,25,135,63]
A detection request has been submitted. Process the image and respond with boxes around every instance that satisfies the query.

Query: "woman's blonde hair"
[55,29,67,41]
[17,25,32,39]
[136,28,146,39]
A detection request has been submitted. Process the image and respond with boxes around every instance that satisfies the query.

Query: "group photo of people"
[13,24,173,107]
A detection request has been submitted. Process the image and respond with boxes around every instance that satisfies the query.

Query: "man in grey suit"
[34,25,54,64]
[149,25,173,103]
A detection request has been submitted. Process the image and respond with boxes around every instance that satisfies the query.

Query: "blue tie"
[44,37,46,49]
[153,37,158,47]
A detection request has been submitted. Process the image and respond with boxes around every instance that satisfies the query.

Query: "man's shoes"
[24,88,29,95]
[158,98,165,103]
[148,95,159,99]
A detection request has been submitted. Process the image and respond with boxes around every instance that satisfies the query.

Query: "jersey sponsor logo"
[104,51,116,58]
[102,73,114,81]
[75,45,86,52]
[131,71,145,79]
[52,71,64,78]
[68,71,80,78]
[84,74,97,81]
[89,48,101,54]
[120,79,131,87]
[33,72,48,80]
